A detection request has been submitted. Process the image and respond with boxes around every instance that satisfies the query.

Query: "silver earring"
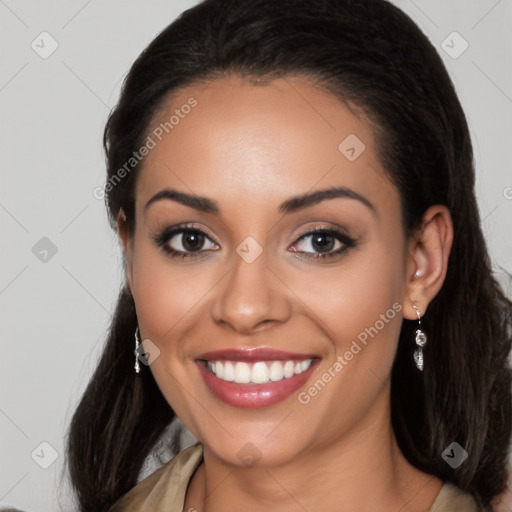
[413,307,427,371]
[134,326,141,374]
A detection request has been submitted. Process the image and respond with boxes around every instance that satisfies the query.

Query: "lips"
[196,348,319,408]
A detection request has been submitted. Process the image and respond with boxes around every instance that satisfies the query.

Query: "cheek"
[129,242,206,421]
[286,248,405,431]
[281,244,405,353]
[130,241,211,341]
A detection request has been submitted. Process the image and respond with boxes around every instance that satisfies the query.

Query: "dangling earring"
[413,306,427,371]
[134,326,141,374]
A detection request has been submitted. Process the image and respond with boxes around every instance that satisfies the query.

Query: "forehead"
[136,75,397,218]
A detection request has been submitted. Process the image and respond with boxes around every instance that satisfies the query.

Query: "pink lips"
[196,348,319,408]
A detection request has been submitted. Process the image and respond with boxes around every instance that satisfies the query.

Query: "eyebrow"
[144,186,375,215]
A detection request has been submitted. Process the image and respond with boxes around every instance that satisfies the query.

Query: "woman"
[66,0,512,510]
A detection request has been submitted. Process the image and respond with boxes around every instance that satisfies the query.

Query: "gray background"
[1,1,511,510]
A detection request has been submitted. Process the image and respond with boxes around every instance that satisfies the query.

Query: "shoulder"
[109,443,203,512]
[429,483,481,512]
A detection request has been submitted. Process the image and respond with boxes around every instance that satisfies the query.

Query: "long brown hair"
[66,0,512,510]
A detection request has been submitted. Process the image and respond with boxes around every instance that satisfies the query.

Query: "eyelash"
[152,224,356,261]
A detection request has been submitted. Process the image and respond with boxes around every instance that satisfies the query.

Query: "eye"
[153,225,355,261]
[290,228,356,259]
[153,225,219,259]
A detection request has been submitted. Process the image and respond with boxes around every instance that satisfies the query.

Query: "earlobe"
[402,205,454,320]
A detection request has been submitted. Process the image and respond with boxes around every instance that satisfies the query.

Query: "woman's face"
[122,75,416,467]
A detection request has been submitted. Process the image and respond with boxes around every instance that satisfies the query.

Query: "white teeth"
[269,361,284,381]
[223,361,235,381]
[215,361,224,379]
[234,362,251,383]
[284,360,295,378]
[205,359,313,384]
[251,362,270,383]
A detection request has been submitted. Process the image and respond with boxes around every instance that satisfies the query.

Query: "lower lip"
[196,360,318,408]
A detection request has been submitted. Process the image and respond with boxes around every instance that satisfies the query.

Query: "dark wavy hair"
[65,0,512,510]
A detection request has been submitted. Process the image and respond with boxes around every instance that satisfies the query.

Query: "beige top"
[110,443,480,511]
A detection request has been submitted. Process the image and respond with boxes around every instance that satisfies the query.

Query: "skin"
[118,75,453,511]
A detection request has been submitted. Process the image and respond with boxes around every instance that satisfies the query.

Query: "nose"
[210,247,292,334]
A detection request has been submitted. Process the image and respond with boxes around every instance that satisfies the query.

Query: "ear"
[117,208,134,293]
[402,205,454,320]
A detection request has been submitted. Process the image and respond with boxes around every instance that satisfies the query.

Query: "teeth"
[223,361,235,381]
[215,361,224,379]
[269,361,284,381]
[284,360,295,378]
[251,362,270,383]
[234,362,251,383]
[205,359,313,384]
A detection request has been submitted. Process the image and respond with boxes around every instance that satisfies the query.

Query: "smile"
[196,348,319,408]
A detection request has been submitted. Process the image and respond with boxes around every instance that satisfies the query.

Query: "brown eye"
[290,228,355,259]
[153,226,219,259]
[177,230,205,251]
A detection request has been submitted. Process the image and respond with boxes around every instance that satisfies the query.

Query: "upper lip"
[196,348,319,362]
